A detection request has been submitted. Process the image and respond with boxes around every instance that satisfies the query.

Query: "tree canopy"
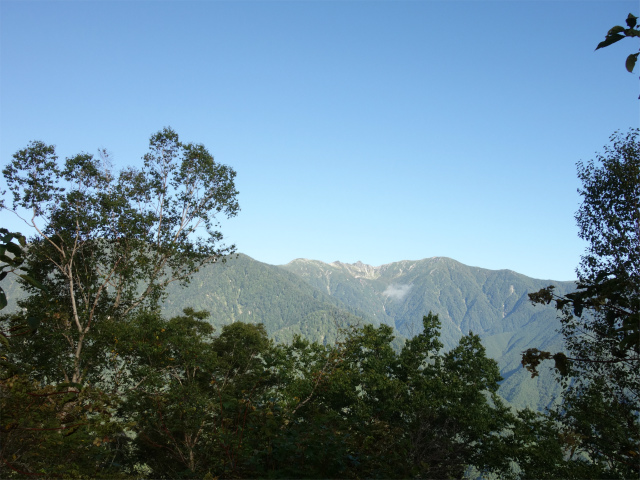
[1,127,239,385]
[0,129,240,477]
[524,129,640,477]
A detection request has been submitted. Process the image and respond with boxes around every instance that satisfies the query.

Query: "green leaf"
[573,299,583,318]
[617,323,638,332]
[552,352,570,377]
[607,25,626,36]
[15,233,26,248]
[626,13,638,29]
[625,52,639,72]
[0,253,23,268]
[0,289,6,310]
[27,316,40,331]
[4,241,23,257]
[618,331,639,350]
[0,230,25,247]
[596,33,626,50]
[18,273,45,291]
[61,393,78,403]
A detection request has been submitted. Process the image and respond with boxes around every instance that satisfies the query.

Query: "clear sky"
[1,0,638,281]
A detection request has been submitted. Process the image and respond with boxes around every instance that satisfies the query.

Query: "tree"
[0,129,239,477]
[109,311,274,478]
[0,373,119,478]
[525,129,639,361]
[108,313,531,479]
[264,314,522,479]
[0,128,239,386]
[0,231,121,478]
[524,129,640,477]
[0,228,47,350]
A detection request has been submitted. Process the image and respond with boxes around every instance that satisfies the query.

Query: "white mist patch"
[383,284,412,301]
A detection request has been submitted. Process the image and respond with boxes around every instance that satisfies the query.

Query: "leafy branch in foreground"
[596,13,640,97]
[0,229,45,313]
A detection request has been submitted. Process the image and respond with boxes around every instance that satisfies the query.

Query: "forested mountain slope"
[280,257,576,410]
[162,254,381,345]
[4,253,572,410]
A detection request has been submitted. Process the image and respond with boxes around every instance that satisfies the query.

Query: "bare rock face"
[330,260,381,280]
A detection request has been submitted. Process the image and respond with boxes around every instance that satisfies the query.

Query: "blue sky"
[1,0,638,280]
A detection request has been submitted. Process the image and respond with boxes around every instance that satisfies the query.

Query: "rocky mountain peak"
[330,260,381,279]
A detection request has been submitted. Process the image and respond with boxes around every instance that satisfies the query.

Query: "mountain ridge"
[2,253,572,410]
[286,256,574,282]
[278,255,575,410]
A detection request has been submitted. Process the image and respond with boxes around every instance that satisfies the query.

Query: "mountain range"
[161,254,575,411]
[3,253,575,411]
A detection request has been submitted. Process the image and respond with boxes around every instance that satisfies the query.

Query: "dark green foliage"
[575,129,640,353]
[0,270,610,478]
[526,130,639,371]
[111,311,271,477]
[596,13,640,73]
[107,312,533,478]
[596,12,640,99]
[0,130,239,477]
[0,376,121,478]
[0,230,114,478]
[0,229,44,319]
